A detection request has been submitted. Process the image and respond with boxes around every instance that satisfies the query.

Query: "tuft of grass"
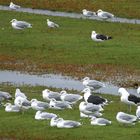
[0,0,140,18]
[0,84,139,140]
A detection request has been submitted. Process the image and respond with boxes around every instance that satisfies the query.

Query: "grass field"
[0,0,140,19]
[0,84,139,140]
[0,10,140,85]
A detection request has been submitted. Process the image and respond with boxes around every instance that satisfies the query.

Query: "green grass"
[0,10,140,70]
[0,84,139,140]
[0,0,140,18]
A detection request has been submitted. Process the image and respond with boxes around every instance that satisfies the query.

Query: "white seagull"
[91,31,112,42]
[118,88,140,111]
[96,9,114,19]
[15,88,27,99]
[49,98,72,110]
[82,77,105,90]
[31,99,50,111]
[116,112,137,125]
[4,103,20,112]
[136,106,140,119]
[35,111,57,120]
[9,2,20,10]
[47,19,59,28]
[81,88,108,105]
[82,9,96,17]
[56,118,82,128]
[0,91,12,101]
[91,116,111,126]
[79,101,104,116]
[80,112,102,118]
[42,89,61,101]
[60,90,83,104]
[10,19,32,30]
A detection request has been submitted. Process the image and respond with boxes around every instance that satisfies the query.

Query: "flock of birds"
[1,76,140,128]
[9,2,113,42]
[0,1,139,128]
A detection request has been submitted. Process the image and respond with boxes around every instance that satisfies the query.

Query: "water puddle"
[0,70,137,96]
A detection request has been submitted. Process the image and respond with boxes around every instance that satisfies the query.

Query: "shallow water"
[0,5,140,24]
[0,70,137,96]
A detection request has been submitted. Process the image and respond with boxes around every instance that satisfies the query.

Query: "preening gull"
[79,101,104,115]
[116,112,137,125]
[9,2,20,10]
[31,99,50,111]
[35,111,57,120]
[96,9,114,19]
[47,19,59,28]
[91,31,112,42]
[14,96,31,112]
[82,9,96,17]
[49,98,72,110]
[4,103,20,112]
[60,90,83,104]
[56,118,82,128]
[136,106,140,119]
[10,19,32,30]
[91,116,111,126]
[42,89,61,101]
[15,88,27,99]
[81,88,108,105]
[118,88,140,111]
[82,77,105,90]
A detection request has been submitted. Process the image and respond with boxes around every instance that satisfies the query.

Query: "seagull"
[15,88,27,99]
[82,9,96,17]
[31,99,50,111]
[42,89,61,101]
[50,117,60,127]
[9,2,20,10]
[81,88,108,105]
[56,118,82,128]
[49,98,72,110]
[91,116,111,126]
[14,96,31,112]
[4,103,20,112]
[80,112,103,118]
[82,77,105,90]
[35,111,57,120]
[0,91,12,101]
[91,31,112,42]
[79,101,104,116]
[136,106,140,119]
[96,9,114,19]
[47,19,59,28]
[116,112,137,125]
[137,87,140,94]
[118,88,140,111]
[60,90,83,104]
[10,19,32,30]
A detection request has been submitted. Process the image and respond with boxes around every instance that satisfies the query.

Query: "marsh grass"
[0,84,139,140]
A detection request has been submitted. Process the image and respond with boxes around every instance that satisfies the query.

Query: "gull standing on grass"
[9,2,20,10]
[10,19,32,30]
[42,89,61,101]
[60,90,83,104]
[91,31,112,42]
[82,77,105,90]
[116,112,137,125]
[96,9,114,19]
[47,19,59,28]
[31,99,50,111]
[82,9,96,17]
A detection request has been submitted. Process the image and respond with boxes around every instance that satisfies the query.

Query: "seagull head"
[46,19,50,22]
[81,87,91,94]
[82,9,87,12]
[92,31,96,35]
[97,9,103,13]
[10,19,17,23]
[90,116,96,121]
[4,103,11,107]
[60,90,67,95]
[31,98,37,103]
[82,77,90,82]
[118,88,129,96]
